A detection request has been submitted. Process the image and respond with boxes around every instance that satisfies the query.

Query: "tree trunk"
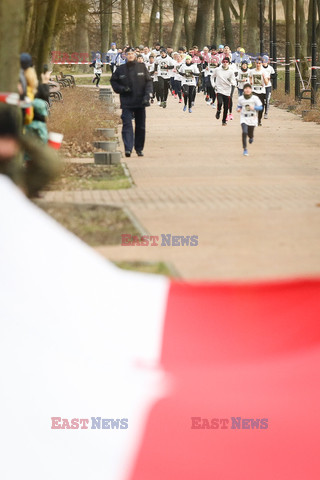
[75,0,90,72]
[193,0,214,47]
[184,1,192,49]
[221,0,234,48]
[121,0,128,45]
[100,0,109,53]
[30,0,49,62]
[22,0,35,51]
[297,0,308,78]
[128,0,135,45]
[147,0,158,45]
[238,0,245,47]
[282,0,295,56]
[135,0,143,46]
[36,0,61,76]
[213,0,221,46]
[0,0,25,91]
[159,0,164,45]
[246,0,259,54]
[171,0,186,49]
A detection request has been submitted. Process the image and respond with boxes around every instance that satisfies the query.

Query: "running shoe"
[151,98,154,104]
[136,151,144,157]
[229,113,234,120]
[222,122,227,126]
[205,95,209,102]
[163,101,167,108]
[249,138,254,144]
[183,105,187,112]
[174,95,178,99]
[216,111,221,120]
[258,122,262,126]
[264,113,268,119]
[125,151,131,158]
[179,99,182,103]
[189,108,192,113]
[226,114,231,121]
[243,149,249,156]
[158,101,161,106]
[211,103,216,108]
[206,99,212,105]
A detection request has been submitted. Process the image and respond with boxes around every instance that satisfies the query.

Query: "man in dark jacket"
[111,48,153,157]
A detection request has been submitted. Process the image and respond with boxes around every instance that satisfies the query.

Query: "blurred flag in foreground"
[0,174,319,480]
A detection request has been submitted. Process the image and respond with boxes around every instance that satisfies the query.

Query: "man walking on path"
[111,48,153,158]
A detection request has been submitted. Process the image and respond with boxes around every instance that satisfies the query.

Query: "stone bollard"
[95,128,116,139]
[109,152,121,164]
[94,152,110,165]
[93,141,117,152]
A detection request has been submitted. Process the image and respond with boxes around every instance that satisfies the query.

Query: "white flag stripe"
[0,175,169,480]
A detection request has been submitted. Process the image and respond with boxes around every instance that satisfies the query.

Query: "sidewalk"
[43,94,320,280]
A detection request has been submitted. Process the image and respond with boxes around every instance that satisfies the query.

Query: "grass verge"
[45,163,131,191]
[35,202,140,246]
[47,87,119,157]
[115,261,175,276]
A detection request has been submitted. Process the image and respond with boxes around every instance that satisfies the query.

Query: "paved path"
[44,93,320,280]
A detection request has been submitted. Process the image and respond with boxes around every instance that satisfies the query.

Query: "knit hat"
[185,55,192,61]
[262,55,269,63]
[218,45,224,49]
[20,53,33,70]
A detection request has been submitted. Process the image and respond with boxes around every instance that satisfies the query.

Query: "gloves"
[142,96,150,107]
[123,86,131,94]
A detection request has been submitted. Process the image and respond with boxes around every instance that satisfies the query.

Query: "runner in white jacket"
[211,57,236,125]
[178,56,199,113]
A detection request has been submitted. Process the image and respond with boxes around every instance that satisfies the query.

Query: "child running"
[237,83,263,156]
[178,55,199,113]
[154,48,175,108]
[89,53,103,87]
[249,57,270,126]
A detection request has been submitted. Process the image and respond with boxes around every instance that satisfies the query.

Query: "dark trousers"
[183,84,196,108]
[121,107,146,153]
[158,76,170,102]
[265,86,272,114]
[217,93,230,123]
[253,92,266,122]
[173,80,182,99]
[93,73,101,86]
[241,123,255,149]
[153,80,160,101]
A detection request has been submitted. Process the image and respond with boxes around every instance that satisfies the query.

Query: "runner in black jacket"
[111,48,153,157]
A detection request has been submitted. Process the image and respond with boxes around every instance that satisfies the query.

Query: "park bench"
[48,81,63,103]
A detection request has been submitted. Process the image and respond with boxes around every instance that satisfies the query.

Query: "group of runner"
[103,42,276,156]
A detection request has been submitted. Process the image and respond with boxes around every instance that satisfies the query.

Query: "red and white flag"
[1,174,319,479]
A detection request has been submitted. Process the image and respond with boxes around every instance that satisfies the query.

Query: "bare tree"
[184,0,193,48]
[128,0,135,45]
[135,0,144,46]
[147,0,158,45]
[171,0,187,49]
[246,0,259,54]
[237,0,245,47]
[121,0,128,45]
[213,0,221,46]
[0,0,25,90]
[221,0,234,48]
[193,0,214,47]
